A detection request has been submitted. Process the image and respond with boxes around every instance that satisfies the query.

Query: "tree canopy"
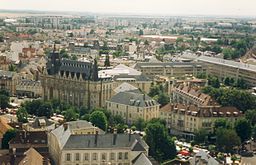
[16,107,28,123]
[90,111,108,131]
[235,118,252,142]
[145,121,176,162]
[2,129,17,149]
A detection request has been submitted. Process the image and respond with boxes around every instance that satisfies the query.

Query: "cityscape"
[0,0,256,165]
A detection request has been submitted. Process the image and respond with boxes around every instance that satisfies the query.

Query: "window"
[124,152,128,159]
[66,153,71,161]
[101,153,106,161]
[92,153,97,161]
[110,152,115,160]
[84,153,89,161]
[118,152,122,160]
[75,153,80,161]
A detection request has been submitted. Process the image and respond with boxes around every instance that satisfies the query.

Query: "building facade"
[106,90,159,124]
[0,70,18,96]
[133,62,207,79]
[16,79,42,98]
[41,50,115,109]
[160,103,242,135]
[197,56,256,87]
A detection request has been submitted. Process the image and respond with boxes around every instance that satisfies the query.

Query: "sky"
[1,0,256,16]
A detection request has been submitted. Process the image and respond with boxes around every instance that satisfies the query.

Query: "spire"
[92,58,98,81]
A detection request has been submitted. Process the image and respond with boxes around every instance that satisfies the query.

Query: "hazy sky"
[1,0,256,16]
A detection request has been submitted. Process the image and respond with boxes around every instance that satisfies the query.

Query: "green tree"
[223,48,234,59]
[79,106,90,118]
[134,118,146,131]
[104,55,110,67]
[90,111,108,131]
[194,129,208,144]
[16,107,28,123]
[214,118,232,130]
[157,93,169,107]
[139,29,144,35]
[2,129,17,149]
[245,109,256,126]
[64,108,78,122]
[216,128,241,153]
[0,94,9,109]
[145,122,176,162]
[235,119,252,142]
[37,102,53,118]
[8,64,16,72]
[208,76,220,88]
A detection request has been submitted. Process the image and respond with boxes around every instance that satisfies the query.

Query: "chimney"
[113,129,117,145]
[63,123,68,131]
[94,131,98,145]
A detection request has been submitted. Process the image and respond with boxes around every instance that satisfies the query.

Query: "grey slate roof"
[189,150,220,165]
[113,74,152,81]
[51,120,104,150]
[30,116,54,129]
[132,153,153,165]
[108,90,159,107]
[63,133,148,150]
[59,59,92,76]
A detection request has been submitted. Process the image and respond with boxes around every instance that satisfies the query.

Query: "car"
[240,150,254,157]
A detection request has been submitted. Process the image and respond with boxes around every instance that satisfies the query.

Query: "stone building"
[41,49,115,109]
[106,89,160,124]
[160,103,242,136]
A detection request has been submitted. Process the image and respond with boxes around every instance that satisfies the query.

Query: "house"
[106,90,159,124]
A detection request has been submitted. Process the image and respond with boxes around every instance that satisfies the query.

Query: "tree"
[79,106,90,118]
[134,118,146,131]
[224,77,231,86]
[2,129,17,149]
[0,94,9,110]
[223,48,234,59]
[8,64,16,72]
[235,119,252,142]
[37,102,53,118]
[216,128,241,153]
[16,107,28,123]
[145,122,176,162]
[245,109,256,126]
[157,93,169,107]
[90,111,108,131]
[139,29,144,35]
[208,76,220,88]
[64,108,78,122]
[104,55,110,67]
[194,129,208,144]
[214,118,232,130]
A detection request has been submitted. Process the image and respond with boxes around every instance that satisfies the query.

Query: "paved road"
[241,156,256,165]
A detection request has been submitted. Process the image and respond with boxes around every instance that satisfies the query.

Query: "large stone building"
[160,103,242,136]
[197,55,256,87]
[41,49,115,109]
[106,89,160,124]
[133,62,207,79]
[48,120,150,165]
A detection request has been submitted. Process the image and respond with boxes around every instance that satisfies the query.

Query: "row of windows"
[65,152,129,162]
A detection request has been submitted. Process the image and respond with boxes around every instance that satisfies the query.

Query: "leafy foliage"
[16,107,28,123]
[90,111,108,131]
[2,129,17,149]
